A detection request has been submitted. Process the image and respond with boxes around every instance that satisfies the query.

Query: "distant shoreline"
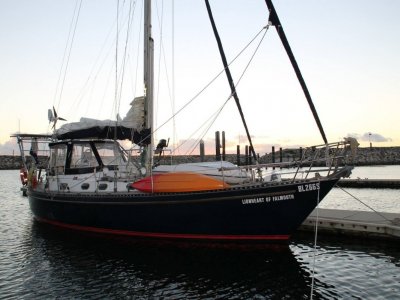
[1,146,399,170]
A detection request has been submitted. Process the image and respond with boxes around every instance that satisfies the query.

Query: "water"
[1,168,400,299]
[322,165,400,213]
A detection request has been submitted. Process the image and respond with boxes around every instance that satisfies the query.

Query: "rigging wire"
[116,0,136,119]
[205,0,259,163]
[172,95,231,158]
[52,0,78,110]
[164,25,269,158]
[171,0,176,155]
[154,0,176,151]
[132,0,144,98]
[114,0,119,125]
[54,0,83,116]
[64,1,138,121]
[187,96,231,156]
[235,24,269,87]
[68,14,118,118]
[150,25,268,144]
[154,0,165,133]
[154,0,163,132]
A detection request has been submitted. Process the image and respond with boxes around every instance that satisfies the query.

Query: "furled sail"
[55,97,150,145]
[121,96,145,129]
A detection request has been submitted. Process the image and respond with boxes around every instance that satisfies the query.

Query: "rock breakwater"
[1,147,399,170]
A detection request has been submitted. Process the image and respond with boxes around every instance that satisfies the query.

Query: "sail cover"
[55,97,150,145]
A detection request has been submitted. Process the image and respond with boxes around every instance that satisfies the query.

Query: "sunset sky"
[1,0,399,155]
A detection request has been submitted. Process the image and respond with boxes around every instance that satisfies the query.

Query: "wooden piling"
[200,140,205,162]
[222,131,226,161]
[236,145,240,166]
[245,145,249,166]
[272,146,275,170]
[215,131,221,161]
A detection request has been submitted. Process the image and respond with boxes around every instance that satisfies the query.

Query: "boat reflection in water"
[5,204,399,299]
[23,220,313,299]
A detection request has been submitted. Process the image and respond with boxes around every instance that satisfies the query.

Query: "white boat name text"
[241,194,294,205]
[297,182,320,192]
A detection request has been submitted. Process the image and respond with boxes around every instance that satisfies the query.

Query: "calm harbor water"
[1,167,399,299]
[322,165,400,213]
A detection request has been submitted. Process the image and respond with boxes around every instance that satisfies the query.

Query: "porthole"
[98,183,108,190]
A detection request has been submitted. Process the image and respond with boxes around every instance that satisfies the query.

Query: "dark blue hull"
[28,178,338,242]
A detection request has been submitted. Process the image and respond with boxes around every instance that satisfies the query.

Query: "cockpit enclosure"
[48,143,68,175]
[94,141,128,167]
[48,139,138,176]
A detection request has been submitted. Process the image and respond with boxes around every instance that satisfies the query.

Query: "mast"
[143,0,154,175]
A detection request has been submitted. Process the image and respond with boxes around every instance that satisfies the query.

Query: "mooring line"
[309,180,321,300]
[335,184,392,223]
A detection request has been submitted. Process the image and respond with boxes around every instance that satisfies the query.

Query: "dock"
[338,179,400,189]
[300,208,400,240]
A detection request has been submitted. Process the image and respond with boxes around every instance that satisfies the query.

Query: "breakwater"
[338,179,400,189]
[1,147,400,170]
[0,155,25,170]
[258,146,400,166]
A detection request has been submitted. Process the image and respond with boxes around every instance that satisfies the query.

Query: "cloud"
[346,132,392,143]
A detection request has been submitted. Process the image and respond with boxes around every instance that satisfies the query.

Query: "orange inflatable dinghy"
[131,172,230,193]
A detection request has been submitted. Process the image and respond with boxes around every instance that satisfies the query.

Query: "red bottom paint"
[36,217,290,241]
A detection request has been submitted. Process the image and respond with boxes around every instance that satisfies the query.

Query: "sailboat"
[13,0,357,243]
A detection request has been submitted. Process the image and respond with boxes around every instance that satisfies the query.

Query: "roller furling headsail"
[264,0,328,145]
[204,0,258,163]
